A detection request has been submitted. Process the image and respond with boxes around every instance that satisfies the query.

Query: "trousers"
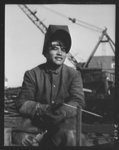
[12,117,77,146]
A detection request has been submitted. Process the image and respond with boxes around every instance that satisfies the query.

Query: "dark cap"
[42,25,71,55]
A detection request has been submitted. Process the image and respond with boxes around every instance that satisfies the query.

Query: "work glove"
[22,134,39,146]
[43,109,66,125]
[34,103,66,129]
[42,102,78,126]
[22,131,47,146]
[55,102,78,118]
[42,106,66,130]
[35,103,49,116]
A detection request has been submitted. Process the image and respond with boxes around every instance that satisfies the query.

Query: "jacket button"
[51,100,54,104]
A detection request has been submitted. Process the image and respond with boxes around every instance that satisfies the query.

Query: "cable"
[76,18,103,32]
[73,21,102,33]
[39,5,103,33]
[39,5,68,19]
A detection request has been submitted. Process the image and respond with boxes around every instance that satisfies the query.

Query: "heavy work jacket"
[16,63,85,129]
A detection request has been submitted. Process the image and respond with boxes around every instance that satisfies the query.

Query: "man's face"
[46,41,67,66]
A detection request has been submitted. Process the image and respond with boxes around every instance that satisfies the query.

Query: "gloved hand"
[35,102,63,117]
[49,102,63,111]
[22,134,39,146]
[42,107,66,128]
[35,103,50,116]
[21,131,47,146]
[34,103,66,129]
[41,102,78,126]
[55,102,78,118]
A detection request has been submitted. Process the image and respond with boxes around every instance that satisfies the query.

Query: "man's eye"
[49,46,66,52]
[49,46,57,50]
[61,48,66,52]
[53,47,58,50]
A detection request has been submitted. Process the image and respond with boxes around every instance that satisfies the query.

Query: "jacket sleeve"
[16,71,38,118]
[68,70,85,109]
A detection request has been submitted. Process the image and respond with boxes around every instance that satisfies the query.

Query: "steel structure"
[83,28,115,68]
[37,5,115,68]
[18,5,47,34]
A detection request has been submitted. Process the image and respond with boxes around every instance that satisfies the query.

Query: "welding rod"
[63,103,103,118]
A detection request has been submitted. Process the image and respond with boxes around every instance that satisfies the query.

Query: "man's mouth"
[55,57,63,61]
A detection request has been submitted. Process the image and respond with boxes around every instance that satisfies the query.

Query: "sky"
[5,4,115,87]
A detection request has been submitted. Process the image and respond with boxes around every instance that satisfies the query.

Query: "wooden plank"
[82,123,114,135]
[4,115,114,135]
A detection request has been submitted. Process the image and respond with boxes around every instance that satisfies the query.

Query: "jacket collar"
[45,63,63,74]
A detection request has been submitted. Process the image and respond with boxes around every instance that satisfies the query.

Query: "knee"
[50,129,76,146]
[65,130,76,146]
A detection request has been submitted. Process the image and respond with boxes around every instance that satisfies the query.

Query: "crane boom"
[18,4,78,67]
[83,28,115,68]
[83,29,106,68]
[18,5,47,34]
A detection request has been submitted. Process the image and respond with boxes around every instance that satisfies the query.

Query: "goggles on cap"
[48,41,66,52]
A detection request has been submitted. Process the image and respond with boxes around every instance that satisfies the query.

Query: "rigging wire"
[40,5,68,19]
[72,21,102,33]
[39,5,103,33]
[76,18,103,32]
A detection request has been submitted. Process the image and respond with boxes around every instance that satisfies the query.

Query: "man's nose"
[57,48,62,54]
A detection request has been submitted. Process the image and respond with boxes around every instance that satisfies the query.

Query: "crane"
[18,4,78,67]
[37,5,115,68]
[83,28,115,68]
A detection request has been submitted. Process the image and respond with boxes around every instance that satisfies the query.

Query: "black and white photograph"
[4,3,116,147]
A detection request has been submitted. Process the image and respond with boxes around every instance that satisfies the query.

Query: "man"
[16,25,85,147]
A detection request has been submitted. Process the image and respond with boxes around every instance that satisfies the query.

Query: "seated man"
[16,24,85,147]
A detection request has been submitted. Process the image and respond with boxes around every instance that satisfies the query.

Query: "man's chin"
[48,60,64,67]
[54,61,63,66]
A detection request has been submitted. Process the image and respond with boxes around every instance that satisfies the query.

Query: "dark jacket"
[16,24,84,133]
[16,63,85,119]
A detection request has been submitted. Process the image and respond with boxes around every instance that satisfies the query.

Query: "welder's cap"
[42,25,71,56]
